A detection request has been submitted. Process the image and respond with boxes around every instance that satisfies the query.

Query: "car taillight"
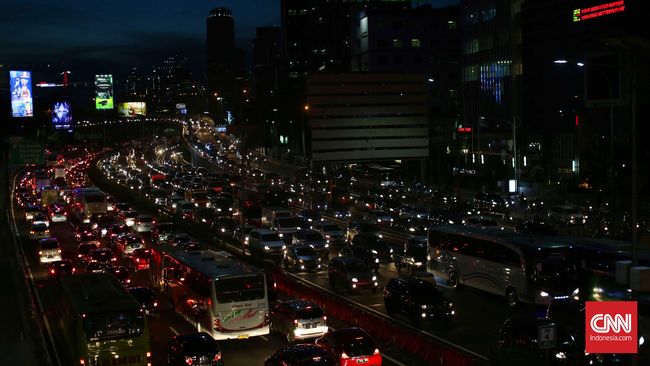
[153,301,158,307]
[80,359,85,365]
[146,352,152,366]
[213,352,222,362]
[374,348,380,356]
[58,249,62,254]
[50,269,55,274]
[293,319,298,325]
[135,258,140,262]
[38,251,42,255]
[185,356,193,365]
[341,352,350,359]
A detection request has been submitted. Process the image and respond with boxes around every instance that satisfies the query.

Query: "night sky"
[0,0,458,76]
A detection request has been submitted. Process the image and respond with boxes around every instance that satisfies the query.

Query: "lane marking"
[169,326,179,335]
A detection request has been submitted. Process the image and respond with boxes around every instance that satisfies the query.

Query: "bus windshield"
[214,275,265,303]
[85,194,106,203]
[529,249,576,278]
[83,311,145,341]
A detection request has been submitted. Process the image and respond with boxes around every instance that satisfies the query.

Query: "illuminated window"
[411,39,421,48]
[393,39,402,48]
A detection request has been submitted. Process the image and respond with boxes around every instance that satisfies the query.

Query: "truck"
[262,206,292,227]
[54,164,66,179]
[41,187,59,209]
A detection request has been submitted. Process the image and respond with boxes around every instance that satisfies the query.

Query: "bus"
[159,249,270,340]
[428,226,580,306]
[57,273,151,366]
[72,187,108,223]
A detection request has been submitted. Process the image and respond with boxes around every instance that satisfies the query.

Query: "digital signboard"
[95,74,114,109]
[573,1,625,22]
[9,70,33,117]
[118,102,147,117]
[52,101,73,131]
[176,103,187,115]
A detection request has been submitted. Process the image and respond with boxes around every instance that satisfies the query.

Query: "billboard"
[9,70,33,117]
[175,103,187,115]
[95,74,114,109]
[52,101,73,131]
[118,102,146,117]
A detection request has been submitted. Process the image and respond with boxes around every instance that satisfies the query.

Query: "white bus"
[72,187,107,223]
[428,226,580,306]
[160,249,270,340]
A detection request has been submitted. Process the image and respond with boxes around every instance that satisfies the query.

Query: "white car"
[32,213,50,228]
[248,229,286,256]
[122,210,138,227]
[48,205,67,223]
[134,214,154,233]
[314,221,346,246]
[38,238,61,264]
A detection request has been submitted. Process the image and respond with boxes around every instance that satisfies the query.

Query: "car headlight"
[324,244,329,248]
[389,248,394,254]
[421,305,427,309]
[448,302,453,308]
[278,233,283,238]
[640,336,645,346]
[378,234,383,238]
[325,234,330,239]
[264,246,270,251]
[351,278,358,283]
[375,258,379,263]
[540,291,549,297]
[572,288,580,298]
[555,352,566,360]
[282,245,287,250]
[372,276,377,281]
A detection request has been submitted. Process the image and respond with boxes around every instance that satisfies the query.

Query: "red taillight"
[50,269,55,274]
[374,348,380,356]
[38,251,43,255]
[293,319,298,325]
[153,301,158,307]
[185,356,193,365]
[80,359,85,365]
[58,249,62,254]
[341,352,350,359]
[213,352,222,362]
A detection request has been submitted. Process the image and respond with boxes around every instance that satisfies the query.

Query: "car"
[292,230,329,258]
[129,248,153,271]
[270,300,329,342]
[134,214,155,233]
[351,233,393,261]
[283,244,322,273]
[264,344,335,366]
[338,246,379,271]
[548,205,586,225]
[346,221,381,242]
[116,234,144,256]
[171,233,196,248]
[105,265,131,285]
[313,221,346,246]
[48,203,67,223]
[296,208,322,223]
[38,238,61,264]
[32,212,50,228]
[46,260,76,280]
[115,202,130,213]
[86,261,109,273]
[25,204,42,221]
[211,217,239,239]
[399,205,429,220]
[249,229,286,257]
[166,332,223,366]
[473,192,508,212]
[383,276,454,326]
[364,210,394,226]
[106,223,131,246]
[76,242,99,265]
[120,210,139,227]
[315,327,382,366]
[75,223,98,243]
[328,256,378,294]
[153,222,175,243]
[394,236,428,273]
[176,200,195,219]
[89,248,117,265]
[30,222,51,240]
[272,217,299,242]
[127,286,159,317]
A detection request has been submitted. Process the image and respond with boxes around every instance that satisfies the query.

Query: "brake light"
[50,269,55,274]
[38,251,42,255]
[58,249,62,254]
[341,352,350,359]
[80,360,85,365]
[374,348,380,355]
[214,352,222,362]
[153,301,158,307]
[323,316,327,321]
[185,356,193,365]
[293,319,298,325]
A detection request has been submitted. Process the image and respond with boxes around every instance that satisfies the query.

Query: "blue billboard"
[10,70,33,117]
[52,101,73,131]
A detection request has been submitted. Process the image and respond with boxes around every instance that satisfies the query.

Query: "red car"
[315,328,382,366]
[130,248,152,271]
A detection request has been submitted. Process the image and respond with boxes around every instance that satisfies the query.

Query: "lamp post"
[480,116,520,193]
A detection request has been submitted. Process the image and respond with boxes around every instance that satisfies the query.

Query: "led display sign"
[95,74,114,109]
[9,70,33,117]
[52,101,73,131]
[573,1,625,22]
[118,102,147,117]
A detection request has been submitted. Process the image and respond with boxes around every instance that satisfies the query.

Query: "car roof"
[332,256,365,265]
[283,299,317,311]
[331,327,370,341]
[283,343,331,357]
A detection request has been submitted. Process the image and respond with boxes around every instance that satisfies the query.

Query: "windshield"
[296,307,325,319]
[214,275,265,303]
[83,311,144,341]
[277,218,297,228]
[410,283,442,303]
[342,336,376,357]
[85,194,106,203]
[40,240,59,250]
[261,233,281,242]
[323,224,340,232]
[531,250,576,278]
[295,247,317,256]
[346,262,370,273]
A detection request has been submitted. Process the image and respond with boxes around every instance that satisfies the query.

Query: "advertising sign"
[175,103,187,115]
[95,74,114,109]
[9,70,33,117]
[118,102,147,117]
[52,101,73,130]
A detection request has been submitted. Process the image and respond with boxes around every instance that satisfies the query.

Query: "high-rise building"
[150,55,192,112]
[206,7,244,120]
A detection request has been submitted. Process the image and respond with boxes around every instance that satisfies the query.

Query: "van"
[39,238,62,264]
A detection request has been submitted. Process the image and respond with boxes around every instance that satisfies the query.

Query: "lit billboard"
[52,101,73,131]
[95,74,114,109]
[176,103,187,115]
[9,70,33,117]
[118,102,147,117]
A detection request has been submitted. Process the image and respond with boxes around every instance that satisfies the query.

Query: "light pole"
[480,116,520,193]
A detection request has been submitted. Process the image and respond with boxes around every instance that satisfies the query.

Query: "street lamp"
[480,116,520,193]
